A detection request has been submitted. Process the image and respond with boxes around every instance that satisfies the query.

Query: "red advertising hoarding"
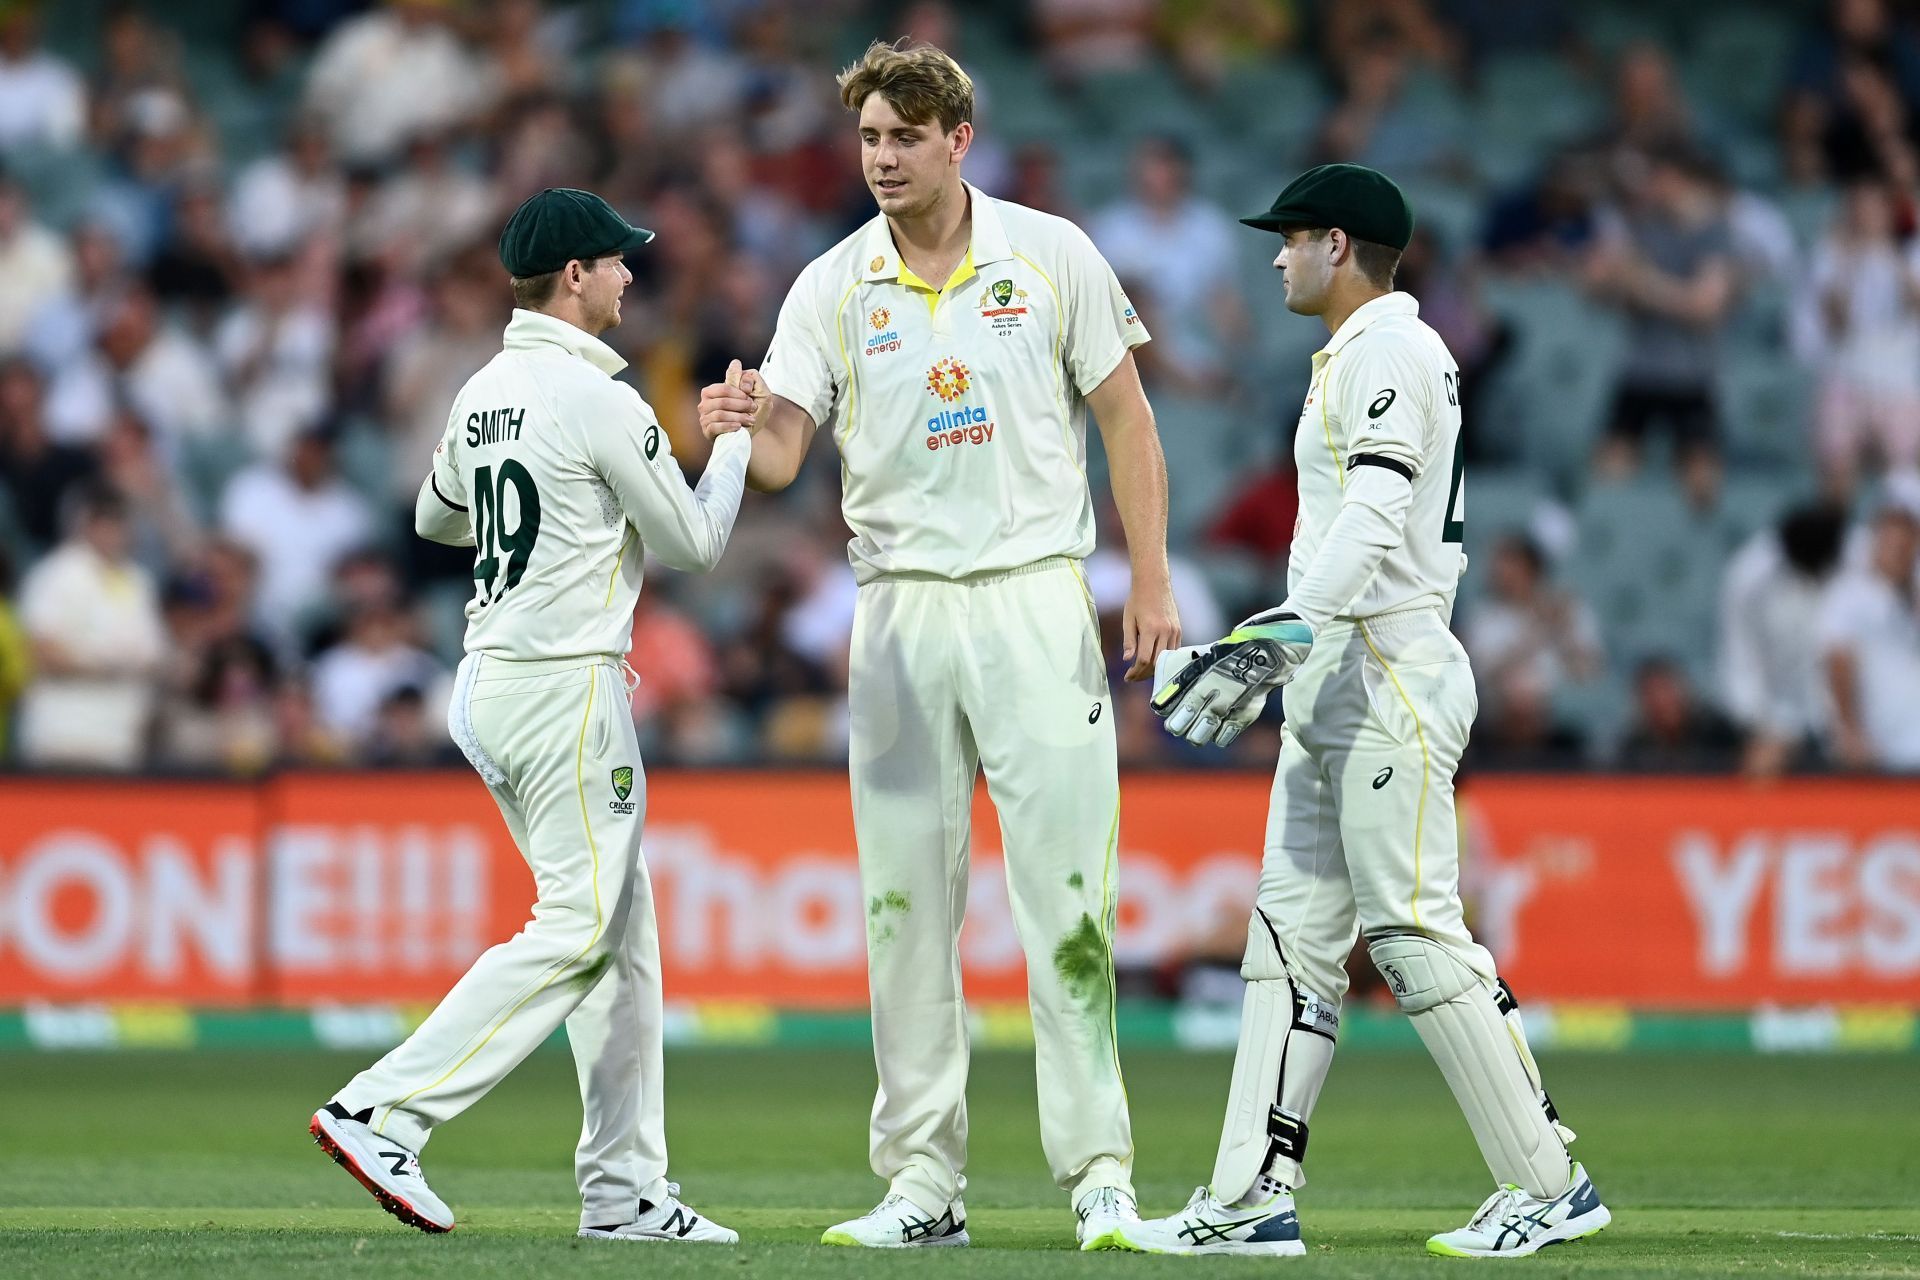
[2,773,1916,1009]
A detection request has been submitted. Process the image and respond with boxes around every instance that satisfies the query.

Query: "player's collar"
[859,183,1013,283]
[502,308,628,376]
[1319,291,1418,358]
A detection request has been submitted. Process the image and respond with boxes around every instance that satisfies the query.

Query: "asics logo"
[1373,766,1393,789]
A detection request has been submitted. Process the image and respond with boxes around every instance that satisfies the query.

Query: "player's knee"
[1366,931,1478,1014]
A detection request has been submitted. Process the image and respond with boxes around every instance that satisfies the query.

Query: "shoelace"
[1469,1185,1527,1231]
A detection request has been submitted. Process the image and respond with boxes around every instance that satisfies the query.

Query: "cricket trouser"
[1258,606,1492,1001]
[1213,605,1572,1202]
[334,652,670,1228]
[848,556,1133,1211]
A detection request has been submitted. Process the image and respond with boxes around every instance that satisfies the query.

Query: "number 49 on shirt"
[471,460,543,605]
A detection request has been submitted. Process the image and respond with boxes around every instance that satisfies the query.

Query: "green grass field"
[1,1046,1916,1277]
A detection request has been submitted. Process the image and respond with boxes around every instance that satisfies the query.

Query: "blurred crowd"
[0,0,1917,777]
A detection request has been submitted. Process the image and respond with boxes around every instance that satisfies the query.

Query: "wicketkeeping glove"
[1149,609,1314,747]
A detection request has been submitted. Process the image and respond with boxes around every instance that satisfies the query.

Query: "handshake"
[1149,609,1314,748]
[696,359,768,440]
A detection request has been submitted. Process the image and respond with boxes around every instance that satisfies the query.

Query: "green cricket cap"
[497,187,655,278]
[1240,163,1414,250]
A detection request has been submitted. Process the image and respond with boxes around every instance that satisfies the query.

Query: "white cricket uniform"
[334,309,749,1229]
[760,184,1147,1211]
[1224,291,1571,1200]
[1260,290,1488,1002]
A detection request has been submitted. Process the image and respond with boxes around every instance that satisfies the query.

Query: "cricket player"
[697,39,1179,1251]
[309,188,746,1245]
[1126,165,1612,1257]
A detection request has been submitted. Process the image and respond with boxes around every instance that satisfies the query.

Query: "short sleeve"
[1060,224,1149,396]
[1335,334,1436,477]
[1818,577,1874,656]
[759,269,840,429]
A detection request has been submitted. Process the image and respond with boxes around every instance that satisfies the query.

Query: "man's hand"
[1150,609,1313,747]
[1122,571,1181,682]
[698,359,768,440]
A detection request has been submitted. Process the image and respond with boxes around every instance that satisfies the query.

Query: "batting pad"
[1211,913,1339,1202]
[1368,932,1573,1200]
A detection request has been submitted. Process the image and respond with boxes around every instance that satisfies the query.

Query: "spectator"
[309,596,443,752]
[1616,656,1740,771]
[1002,141,1079,222]
[0,172,73,355]
[146,179,242,320]
[1801,180,1920,487]
[1820,497,1920,769]
[1088,136,1250,389]
[227,116,348,259]
[365,684,458,766]
[381,244,505,496]
[1783,0,1920,184]
[220,427,372,634]
[89,5,185,151]
[349,132,496,276]
[0,2,86,150]
[15,484,169,769]
[24,220,124,370]
[157,629,281,774]
[214,249,336,459]
[1599,42,1695,155]
[95,404,202,572]
[89,84,211,268]
[1462,533,1604,724]
[1481,147,1603,272]
[601,15,748,134]
[1321,0,1459,76]
[1584,144,1738,475]
[0,358,97,548]
[1159,0,1297,93]
[1313,40,1461,182]
[43,284,228,445]
[1720,502,1849,777]
[1204,457,1300,581]
[302,0,491,167]
[1464,667,1589,770]
[1033,0,1156,83]
[0,546,28,759]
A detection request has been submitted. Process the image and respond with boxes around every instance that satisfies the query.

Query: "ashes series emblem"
[978,277,1028,332]
[610,766,636,813]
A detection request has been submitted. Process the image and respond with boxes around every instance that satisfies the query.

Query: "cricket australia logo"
[609,766,636,814]
[978,277,1029,333]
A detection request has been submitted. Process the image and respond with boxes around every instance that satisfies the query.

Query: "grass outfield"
[0,1047,1915,1277]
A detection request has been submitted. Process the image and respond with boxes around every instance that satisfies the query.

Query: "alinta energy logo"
[865,305,901,357]
[923,357,994,452]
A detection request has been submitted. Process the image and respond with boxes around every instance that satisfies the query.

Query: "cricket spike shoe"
[309,1101,455,1233]
[821,1192,969,1248]
[577,1184,738,1244]
[1113,1185,1305,1257]
[1427,1163,1611,1257]
[1075,1185,1141,1251]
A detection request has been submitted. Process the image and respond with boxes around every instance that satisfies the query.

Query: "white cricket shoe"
[1428,1162,1611,1257]
[1075,1185,1141,1251]
[1113,1185,1305,1257]
[821,1192,968,1248]
[577,1183,737,1244]
[309,1101,455,1233]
